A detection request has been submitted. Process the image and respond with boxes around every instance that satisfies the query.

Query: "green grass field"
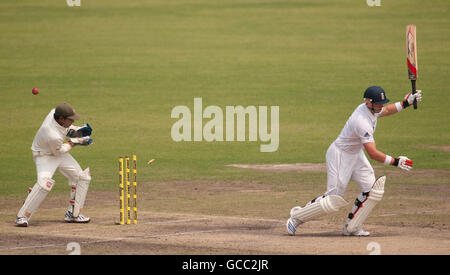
[0,0,449,256]
[0,0,449,200]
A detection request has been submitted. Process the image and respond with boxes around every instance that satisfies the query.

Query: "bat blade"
[406,24,418,80]
[406,24,418,109]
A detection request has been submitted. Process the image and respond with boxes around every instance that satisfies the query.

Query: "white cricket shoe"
[286,218,299,235]
[15,217,29,227]
[343,224,370,236]
[64,211,91,223]
[286,206,303,236]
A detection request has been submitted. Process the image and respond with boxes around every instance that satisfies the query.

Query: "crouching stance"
[16,102,94,227]
[287,86,421,236]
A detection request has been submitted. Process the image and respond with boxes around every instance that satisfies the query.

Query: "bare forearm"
[363,142,393,164]
[380,91,422,117]
[363,142,413,170]
[379,103,399,117]
[367,148,390,164]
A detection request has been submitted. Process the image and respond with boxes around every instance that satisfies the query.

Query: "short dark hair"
[54,113,64,120]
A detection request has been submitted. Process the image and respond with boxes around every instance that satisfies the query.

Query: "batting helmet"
[363,86,390,104]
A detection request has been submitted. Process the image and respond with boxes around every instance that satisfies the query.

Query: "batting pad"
[291,195,348,223]
[347,176,386,233]
[73,168,91,217]
[17,182,51,219]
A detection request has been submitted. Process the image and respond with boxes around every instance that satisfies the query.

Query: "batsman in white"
[16,102,94,227]
[286,86,422,236]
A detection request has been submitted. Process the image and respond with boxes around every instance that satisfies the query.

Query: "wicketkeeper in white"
[16,102,94,227]
[286,86,422,236]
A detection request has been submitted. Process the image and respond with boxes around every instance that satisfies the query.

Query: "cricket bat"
[406,24,418,109]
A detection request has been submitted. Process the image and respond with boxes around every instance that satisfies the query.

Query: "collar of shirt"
[361,103,380,122]
[51,116,69,135]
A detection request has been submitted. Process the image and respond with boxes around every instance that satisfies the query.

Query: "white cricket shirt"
[334,103,382,154]
[31,109,77,156]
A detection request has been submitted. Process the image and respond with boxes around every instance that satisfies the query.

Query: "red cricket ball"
[32,88,39,95]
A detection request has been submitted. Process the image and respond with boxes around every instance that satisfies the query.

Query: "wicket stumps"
[119,155,137,225]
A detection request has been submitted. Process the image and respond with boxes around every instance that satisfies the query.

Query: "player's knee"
[69,168,91,190]
[37,173,55,191]
[358,178,375,194]
[79,168,91,183]
[67,167,91,185]
[326,188,345,197]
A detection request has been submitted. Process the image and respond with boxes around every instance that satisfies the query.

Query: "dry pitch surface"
[0,164,449,255]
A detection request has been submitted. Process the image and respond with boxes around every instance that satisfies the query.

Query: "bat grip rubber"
[411,80,418,109]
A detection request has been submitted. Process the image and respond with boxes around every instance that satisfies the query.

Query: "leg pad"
[346,176,386,233]
[291,195,348,223]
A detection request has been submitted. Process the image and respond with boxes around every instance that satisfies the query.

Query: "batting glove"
[403,90,422,107]
[393,156,413,171]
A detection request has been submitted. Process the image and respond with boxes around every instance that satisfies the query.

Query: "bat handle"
[411,80,418,109]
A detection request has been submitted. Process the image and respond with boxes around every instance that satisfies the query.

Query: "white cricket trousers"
[324,142,375,197]
[17,152,83,219]
[34,152,83,186]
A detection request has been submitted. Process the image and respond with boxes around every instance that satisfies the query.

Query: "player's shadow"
[294,231,343,237]
[290,231,391,238]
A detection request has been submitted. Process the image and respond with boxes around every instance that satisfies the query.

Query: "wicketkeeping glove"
[78,123,92,137]
[403,90,422,108]
[67,123,93,138]
[393,156,413,171]
[69,136,93,146]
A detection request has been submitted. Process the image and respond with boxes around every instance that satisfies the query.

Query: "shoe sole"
[65,219,90,223]
[65,213,90,223]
